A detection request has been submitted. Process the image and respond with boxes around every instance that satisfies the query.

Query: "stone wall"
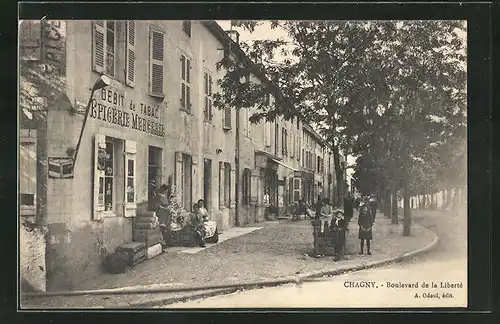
[20,222,48,292]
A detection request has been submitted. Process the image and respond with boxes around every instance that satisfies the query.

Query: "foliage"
[213,20,466,235]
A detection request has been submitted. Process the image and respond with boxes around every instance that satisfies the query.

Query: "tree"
[214,20,466,236]
[20,20,69,223]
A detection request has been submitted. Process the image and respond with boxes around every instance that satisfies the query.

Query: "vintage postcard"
[19,18,467,309]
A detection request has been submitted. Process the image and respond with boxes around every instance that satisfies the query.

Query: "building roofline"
[203,20,325,143]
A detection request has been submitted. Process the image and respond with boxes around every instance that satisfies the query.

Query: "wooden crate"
[133,228,163,247]
[168,227,197,247]
[116,242,147,266]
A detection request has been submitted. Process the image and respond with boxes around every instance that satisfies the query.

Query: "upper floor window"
[242,168,252,206]
[181,54,192,111]
[281,128,288,156]
[182,20,192,37]
[92,20,116,77]
[204,71,213,122]
[149,27,165,97]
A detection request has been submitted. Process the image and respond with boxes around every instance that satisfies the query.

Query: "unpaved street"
[165,210,467,308]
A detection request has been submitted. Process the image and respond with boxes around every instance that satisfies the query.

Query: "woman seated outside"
[189,203,206,247]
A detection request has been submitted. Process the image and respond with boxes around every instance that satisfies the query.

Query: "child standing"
[358,203,374,255]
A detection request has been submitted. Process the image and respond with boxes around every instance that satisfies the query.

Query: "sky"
[216,20,467,179]
[216,20,359,173]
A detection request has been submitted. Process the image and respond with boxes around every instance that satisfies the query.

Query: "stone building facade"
[19,20,341,291]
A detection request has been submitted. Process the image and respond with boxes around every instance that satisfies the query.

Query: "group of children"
[314,194,376,258]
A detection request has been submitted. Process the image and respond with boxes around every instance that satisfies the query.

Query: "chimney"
[225,30,240,45]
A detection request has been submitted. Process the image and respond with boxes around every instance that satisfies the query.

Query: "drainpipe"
[229,23,240,227]
[235,106,240,227]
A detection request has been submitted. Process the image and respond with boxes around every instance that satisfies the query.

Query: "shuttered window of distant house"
[180,54,192,112]
[223,106,232,130]
[149,27,165,97]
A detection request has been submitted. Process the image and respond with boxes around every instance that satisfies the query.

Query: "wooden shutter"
[230,165,236,208]
[250,172,259,205]
[264,122,271,146]
[174,152,183,204]
[92,20,106,73]
[223,107,232,129]
[93,134,106,220]
[219,162,225,209]
[149,27,165,97]
[124,140,137,217]
[125,20,136,87]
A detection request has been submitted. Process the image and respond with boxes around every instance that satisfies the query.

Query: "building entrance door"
[148,146,163,211]
[203,158,212,210]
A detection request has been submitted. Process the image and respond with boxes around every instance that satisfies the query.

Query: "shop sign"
[48,157,74,179]
[89,87,166,138]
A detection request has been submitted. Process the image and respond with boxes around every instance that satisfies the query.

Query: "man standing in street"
[343,192,354,224]
[368,195,378,221]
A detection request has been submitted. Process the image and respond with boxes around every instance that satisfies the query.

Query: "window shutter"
[174,152,183,203]
[219,162,225,209]
[126,20,136,87]
[296,135,300,161]
[250,173,259,205]
[264,122,271,146]
[124,140,137,217]
[230,166,236,208]
[223,107,232,129]
[92,20,106,73]
[93,134,106,220]
[149,28,165,97]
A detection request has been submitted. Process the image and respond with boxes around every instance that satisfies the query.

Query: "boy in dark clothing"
[331,210,347,261]
[343,192,354,223]
[315,196,323,220]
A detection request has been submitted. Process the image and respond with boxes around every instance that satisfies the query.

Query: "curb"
[129,224,439,308]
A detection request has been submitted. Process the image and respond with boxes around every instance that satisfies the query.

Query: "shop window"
[204,70,213,122]
[19,131,37,218]
[182,20,192,37]
[124,140,137,217]
[148,146,163,211]
[93,134,128,220]
[181,54,192,111]
[149,27,165,98]
[242,168,251,206]
[92,20,116,77]
[264,170,277,206]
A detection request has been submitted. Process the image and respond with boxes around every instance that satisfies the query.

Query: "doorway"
[147,146,163,211]
[203,158,212,210]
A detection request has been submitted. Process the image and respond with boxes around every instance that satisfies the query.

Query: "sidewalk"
[21,213,437,309]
